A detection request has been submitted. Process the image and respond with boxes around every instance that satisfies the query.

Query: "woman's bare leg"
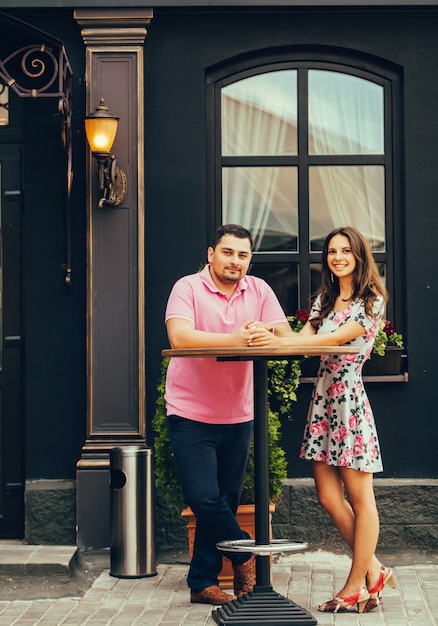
[312,461,355,546]
[337,467,380,596]
[312,461,383,596]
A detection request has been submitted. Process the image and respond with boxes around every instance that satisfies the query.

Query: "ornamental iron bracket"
[0,11,73,290]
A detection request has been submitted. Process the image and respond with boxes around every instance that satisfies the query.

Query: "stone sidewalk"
[0,547,437,625]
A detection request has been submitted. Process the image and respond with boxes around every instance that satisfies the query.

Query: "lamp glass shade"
[85,116,118,154]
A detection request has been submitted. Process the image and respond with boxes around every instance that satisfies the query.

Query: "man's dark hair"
[210,224,253,250]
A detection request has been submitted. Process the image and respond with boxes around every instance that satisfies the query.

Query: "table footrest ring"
[216,538,308,555]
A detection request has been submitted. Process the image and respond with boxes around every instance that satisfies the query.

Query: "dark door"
[0,146,23,537]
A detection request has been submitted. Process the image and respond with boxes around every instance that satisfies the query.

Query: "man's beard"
[223,268,241,282]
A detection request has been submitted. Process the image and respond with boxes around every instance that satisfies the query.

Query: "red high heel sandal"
[364,566,396,612]
[319,587,370,613]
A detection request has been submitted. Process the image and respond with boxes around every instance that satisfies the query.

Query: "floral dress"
[299,294,385,473]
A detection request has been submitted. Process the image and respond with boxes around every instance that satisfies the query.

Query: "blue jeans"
[166,415,254,592]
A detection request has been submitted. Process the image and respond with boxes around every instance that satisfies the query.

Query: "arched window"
[207,51,403,321]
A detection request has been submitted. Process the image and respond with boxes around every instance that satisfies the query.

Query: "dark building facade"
[0,2,437,550]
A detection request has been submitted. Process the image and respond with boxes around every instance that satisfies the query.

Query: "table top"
[162,346,359,358]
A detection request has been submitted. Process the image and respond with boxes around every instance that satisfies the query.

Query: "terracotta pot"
[181,503,275,589]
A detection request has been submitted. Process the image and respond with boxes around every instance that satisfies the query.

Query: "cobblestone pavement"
[0,550,437,625]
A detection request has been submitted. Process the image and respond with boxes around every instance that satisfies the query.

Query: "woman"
[247,226,396,613]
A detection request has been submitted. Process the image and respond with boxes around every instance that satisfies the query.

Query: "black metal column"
[212,358,317,625]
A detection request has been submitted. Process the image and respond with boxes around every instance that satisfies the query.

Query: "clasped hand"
[241,320,278,347]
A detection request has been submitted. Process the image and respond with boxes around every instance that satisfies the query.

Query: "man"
[165,224,292,605]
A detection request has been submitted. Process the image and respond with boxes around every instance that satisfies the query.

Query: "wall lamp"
[85,99,128,209]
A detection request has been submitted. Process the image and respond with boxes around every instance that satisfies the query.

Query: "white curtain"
[308,70,385,249]
[221,71,297,251]
[221,68,386,251]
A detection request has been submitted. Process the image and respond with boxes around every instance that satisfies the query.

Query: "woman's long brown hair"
[311,226,388,329]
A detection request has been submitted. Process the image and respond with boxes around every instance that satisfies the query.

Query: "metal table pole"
[253,358,272,588]
[212,357,317,625]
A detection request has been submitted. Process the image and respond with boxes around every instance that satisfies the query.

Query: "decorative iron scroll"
[0,36,73,289]
[0,42,71,98]
[0,40,72,149]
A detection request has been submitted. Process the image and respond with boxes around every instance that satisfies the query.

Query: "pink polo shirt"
[165,265,288,424]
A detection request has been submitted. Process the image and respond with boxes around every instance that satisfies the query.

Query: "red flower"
[295,309,310,323]
[382,320,396,337]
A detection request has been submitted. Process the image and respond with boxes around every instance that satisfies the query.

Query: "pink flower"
[341,354,358,364]
[370,445,379,460]
[338,449,353,466]
[369,436,379,459]
[349,414,359,429]
[365,319,379,342]
[365,327,376,342]
[314,451,326,462]
[328,361,343,373]
[364,399,373,424]
[309,421,329,436]
[353,434,365,455]
[325,403,333,417]
[333,307,352,326]
[352,381,361,402]
[333,425,348,442]
[329,381,347,397]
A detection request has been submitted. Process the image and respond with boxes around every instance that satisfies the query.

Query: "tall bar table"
[162,346,359,625]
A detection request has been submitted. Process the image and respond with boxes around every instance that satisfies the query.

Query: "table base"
[211,585,318,625]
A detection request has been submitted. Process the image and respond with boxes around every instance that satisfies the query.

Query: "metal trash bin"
[109,446,157,578]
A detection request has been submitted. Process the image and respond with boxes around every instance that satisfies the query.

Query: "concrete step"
[0,543,78,576]
[0,543,111,601]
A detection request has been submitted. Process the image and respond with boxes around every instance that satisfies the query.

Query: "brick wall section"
[272,479,438,551]
[25,480,76,545]
[24,478,438,550]
[159,478,438,553]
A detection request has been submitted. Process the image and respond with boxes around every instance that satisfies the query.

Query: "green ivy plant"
[267,358,301,419]
[372,319,404,357]
[265,309,311,420]
[152,357,183,513]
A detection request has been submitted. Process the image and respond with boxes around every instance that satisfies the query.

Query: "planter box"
[300,348,404,378]
[181,503,275,589]
[363,346,404,376]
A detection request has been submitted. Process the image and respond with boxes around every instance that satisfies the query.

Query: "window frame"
[206,49,404,326]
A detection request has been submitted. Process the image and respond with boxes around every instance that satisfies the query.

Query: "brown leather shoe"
[233,554,256,597]
[190,585,234,605]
